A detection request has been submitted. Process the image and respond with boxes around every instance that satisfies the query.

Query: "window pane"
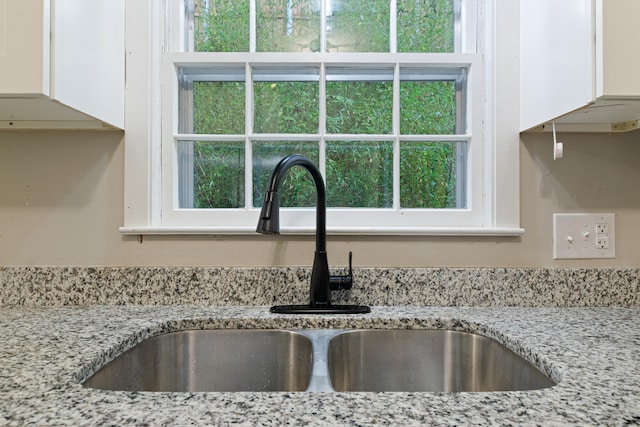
[326,81,393,134]
[193,81,245,134]
[254,81,319,133]
[256,0,321,52]
[397,0,455,53]
[326,141,393,207]
[326,0,390,52]
[253,141,319,207]
[194,0,250,52]
[400,81,456,134]
[400,141,463,208]
[180,141,245,208]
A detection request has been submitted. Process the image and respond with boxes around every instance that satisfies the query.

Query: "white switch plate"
[553,213,616,259]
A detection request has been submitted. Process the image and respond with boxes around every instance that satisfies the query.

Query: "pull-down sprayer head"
[256,191,280,235]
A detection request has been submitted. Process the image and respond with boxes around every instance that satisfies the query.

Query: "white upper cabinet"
[0,0,124,130]
[520,0,640,133]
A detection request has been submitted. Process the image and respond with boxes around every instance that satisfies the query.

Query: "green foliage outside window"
[326,142,393,208]
[253,141,319,207]
[254,82,319,133]
[400,81,456,135]
[397,0,455,53]
[194,0,250,52]
[188,0,460,210]
[400,142,460,209]
[193,82,245,134]
[256,0,321,52]
[192,141,245,208]
[326,0,390,52]
[326,81,393,134]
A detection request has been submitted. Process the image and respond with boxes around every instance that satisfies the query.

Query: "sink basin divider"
[298,329,347,392]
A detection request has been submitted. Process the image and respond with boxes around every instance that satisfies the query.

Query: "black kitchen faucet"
[256,154,370,314]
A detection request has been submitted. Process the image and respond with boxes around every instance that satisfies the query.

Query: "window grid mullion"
[320,0,327,53]
[245,62,253,208]
[393,62,400,210]
[389,0,397,53]
[319,62,327,177]
[249,0,256,52]
[319,2,327,177]
[454,0,463,53]
[456,72,467,209]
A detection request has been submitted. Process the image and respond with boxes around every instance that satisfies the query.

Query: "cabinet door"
[520,0,594,132]
[52,0,124,127]
[0,0,49,95]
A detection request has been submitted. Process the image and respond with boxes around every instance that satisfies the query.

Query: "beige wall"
[1,130,639,267]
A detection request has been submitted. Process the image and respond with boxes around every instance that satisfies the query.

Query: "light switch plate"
[553,213,616,259]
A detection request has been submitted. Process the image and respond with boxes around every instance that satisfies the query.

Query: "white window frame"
[121,0,523,236]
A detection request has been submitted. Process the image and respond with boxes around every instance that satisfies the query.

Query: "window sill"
[119,226,525,237]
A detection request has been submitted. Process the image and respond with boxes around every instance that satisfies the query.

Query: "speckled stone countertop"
[2,306,640,426]
[2,266,639,306]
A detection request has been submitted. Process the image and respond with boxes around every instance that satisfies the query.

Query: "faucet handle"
[329,251,353,291]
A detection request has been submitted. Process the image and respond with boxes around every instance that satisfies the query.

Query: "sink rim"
[80,325,560,393]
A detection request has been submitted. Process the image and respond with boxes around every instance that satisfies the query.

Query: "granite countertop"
[1,305,639,426]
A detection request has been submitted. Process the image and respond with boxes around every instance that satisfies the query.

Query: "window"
[122,0,522,235]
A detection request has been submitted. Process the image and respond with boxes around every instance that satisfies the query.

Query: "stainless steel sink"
[84,328,555,393]
[83,330,313,392]
[327,330,556,392]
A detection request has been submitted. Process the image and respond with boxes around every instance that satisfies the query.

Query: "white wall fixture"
[552,121,563,160]
[553,213,616,259]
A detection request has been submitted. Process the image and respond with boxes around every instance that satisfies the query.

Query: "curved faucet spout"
[256,155,326,253]
[256,155,329,307]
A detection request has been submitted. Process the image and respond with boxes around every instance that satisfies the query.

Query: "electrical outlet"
[595,236,609,250]
[553,213,615,259]
[596,223,609,235]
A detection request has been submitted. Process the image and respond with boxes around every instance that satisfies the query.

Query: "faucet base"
[270,304,371,315]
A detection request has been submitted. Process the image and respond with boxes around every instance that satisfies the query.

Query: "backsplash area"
[1,267,638,307]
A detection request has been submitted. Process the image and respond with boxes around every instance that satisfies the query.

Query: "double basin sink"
[84,329,556,393]
[84,329,555,392]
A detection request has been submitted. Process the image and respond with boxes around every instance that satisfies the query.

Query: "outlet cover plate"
[553,213,616,259]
